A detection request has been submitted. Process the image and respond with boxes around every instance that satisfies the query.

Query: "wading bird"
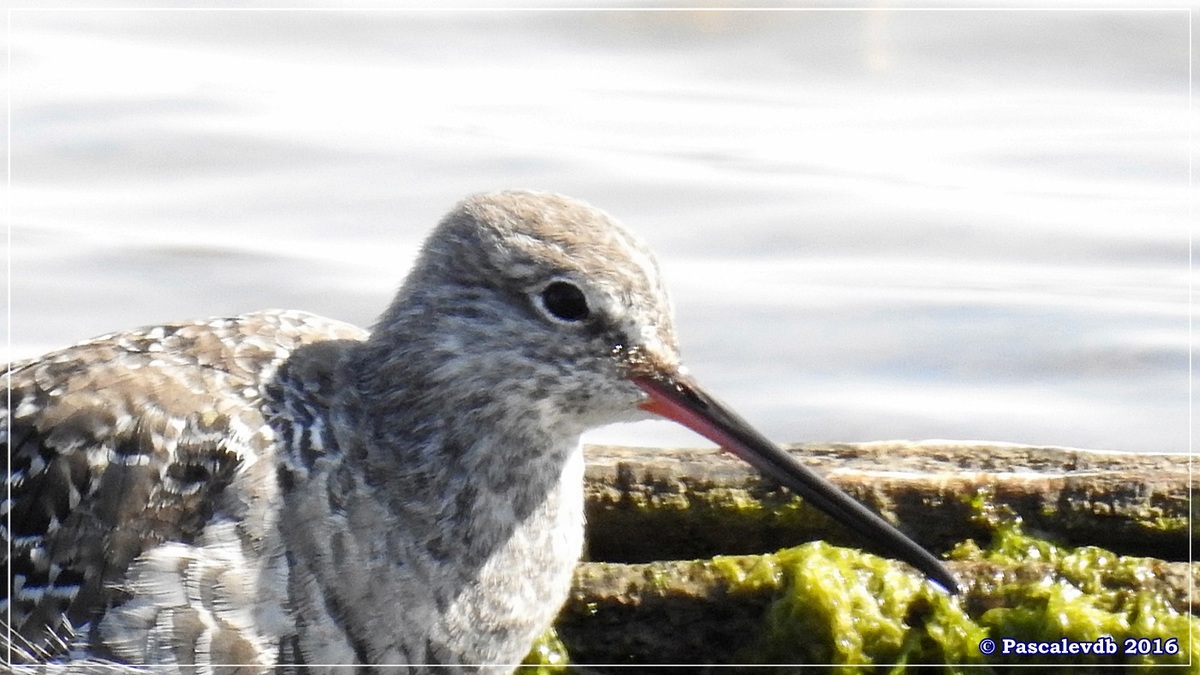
[4,191,956,672]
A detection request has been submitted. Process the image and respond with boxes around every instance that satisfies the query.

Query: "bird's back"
[3,310,367,664]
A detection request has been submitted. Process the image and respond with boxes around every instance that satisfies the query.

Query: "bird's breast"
[443,441,586,662]
[280,438,587,670]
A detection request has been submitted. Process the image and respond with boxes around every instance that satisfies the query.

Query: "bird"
[3,190,957,672]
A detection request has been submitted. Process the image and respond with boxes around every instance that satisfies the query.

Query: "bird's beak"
[632,370,958,594]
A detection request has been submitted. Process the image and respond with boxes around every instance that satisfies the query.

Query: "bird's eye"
[538,281,590,323]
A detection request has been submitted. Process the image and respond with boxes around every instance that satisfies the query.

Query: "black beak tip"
[927,566,960,596]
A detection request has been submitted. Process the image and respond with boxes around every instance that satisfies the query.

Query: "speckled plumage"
[4,192,678,672]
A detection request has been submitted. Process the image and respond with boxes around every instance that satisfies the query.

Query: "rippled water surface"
[8,7,1191,452]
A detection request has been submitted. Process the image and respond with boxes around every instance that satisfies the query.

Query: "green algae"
[519,628,570,673]
[545,484,1195,672]
[951,489,1197,672]
[700,488,1197,672]
[709,541,989,671]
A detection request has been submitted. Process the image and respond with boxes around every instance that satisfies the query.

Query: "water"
[7,7,1190,453]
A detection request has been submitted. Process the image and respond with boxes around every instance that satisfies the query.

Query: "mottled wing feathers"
[3,310,368,660]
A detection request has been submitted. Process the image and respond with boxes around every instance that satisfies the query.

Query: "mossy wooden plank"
[582,443,1191,563]
[555,549,1197,670]
[550,443,1195,672]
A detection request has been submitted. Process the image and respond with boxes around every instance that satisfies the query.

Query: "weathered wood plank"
[581,442,1191,562]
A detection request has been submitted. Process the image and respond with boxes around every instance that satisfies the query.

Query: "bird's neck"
[322,331,586,540]
[352,336,578,494]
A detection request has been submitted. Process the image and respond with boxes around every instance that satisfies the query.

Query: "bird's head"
[374,190,957,593]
